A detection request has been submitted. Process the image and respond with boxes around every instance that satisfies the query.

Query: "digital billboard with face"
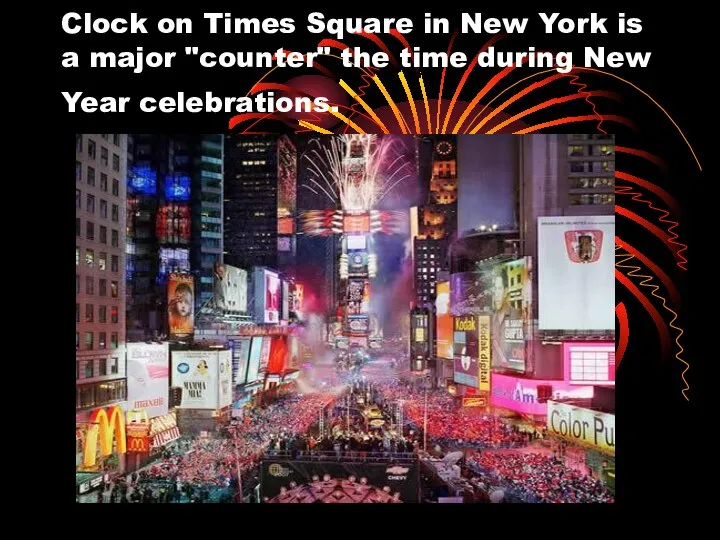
[254,268,281,324]
[538,216,615,330]
[168,273,194,339]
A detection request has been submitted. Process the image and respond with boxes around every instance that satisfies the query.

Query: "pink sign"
[563,342,615,386]
[490,373,594,416]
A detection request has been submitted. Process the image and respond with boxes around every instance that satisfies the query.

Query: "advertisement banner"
[246,336,263,383]
[171,351,219,410]
[453,316,479,388]
[490,258,531,372]
[291,284,304,317]
[563,342,616,385]
[126,343,169,418]
[149,413,180,449]
[259,336,272,373]
[343,214,371,233]
[81,406,126,469]
[260,460,418,503]
[490,373,595,416]
[168,273,194,339]
[347,279,369,315]
[347,315,370,335]
[478,315,491,392]
[231,338,252,386]
[265,271,280,323]
[348,250,369,276]
[156,204,190,244]
[436,281,453,360]
[462,396,487,407]
[282,281,290,322]
[538,216,615,330]
[547,401,615,455]
[450,271,494,316]
[218,350,233,409]
[214,264,248,313]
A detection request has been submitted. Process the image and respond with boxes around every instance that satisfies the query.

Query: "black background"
[55,6,706,520]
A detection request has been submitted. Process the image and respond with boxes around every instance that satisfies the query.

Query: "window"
[76,161,82,182]
[99,334,107,351]
[100,173,108,192]
[111,332,118,348]
[570,162,586,173]
[85,248,94,267]
[111,306,118,323]
[110,357,119,374]
[100,200,107,219]
[88,139,96,159]
[113,134,120,146]
[99,279,107,296]
[99,305,107,323]
[76,332,80,350]
[112,153,120,171]
[101,134,109,140]
[76,361,80,380]
[85,357,94,376]
[99,252,107,271]
[76,134,83,152]
[76,189,82,209]
[76,247,80,266]
[111,255,119,273]
[76,218,81,237]
[86,221,94,241]
[76,274,80,294]
[111,229,118,247]
[111,281,119,298]
[569,145,585,157]
[101,147,108,167]
[100,226,107,244]
[86,276,94,295]
[85,303,94,322]
[86,194,95,213]
[111,204,119,222]
[597,144,614,156]
[87,166,95,186]
[112,178,119,196]
[76,303,80,323]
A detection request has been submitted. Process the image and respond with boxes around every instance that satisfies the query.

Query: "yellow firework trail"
[615,248,689,400]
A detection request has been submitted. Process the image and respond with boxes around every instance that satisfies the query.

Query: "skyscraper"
[76,134,128,418]
[224,134,298,272]
[125,134,224,340]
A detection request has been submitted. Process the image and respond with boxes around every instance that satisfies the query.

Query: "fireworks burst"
[302,135,412,213]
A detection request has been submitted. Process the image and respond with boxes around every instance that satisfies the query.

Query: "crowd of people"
[376,380,529,449]
[467,451,615,503]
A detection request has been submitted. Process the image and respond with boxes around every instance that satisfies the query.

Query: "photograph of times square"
[75,133,615,504]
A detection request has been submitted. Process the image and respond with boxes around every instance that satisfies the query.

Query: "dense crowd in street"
[467,451,615,503]
[376,380,528,449]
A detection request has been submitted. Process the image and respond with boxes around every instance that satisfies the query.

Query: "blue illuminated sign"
[128,166,157,195]
[165,174,190,201]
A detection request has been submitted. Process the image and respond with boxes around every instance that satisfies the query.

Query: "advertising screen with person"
[171,351,219,409]
[168,273,194,338]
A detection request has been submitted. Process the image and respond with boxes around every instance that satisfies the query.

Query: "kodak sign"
[82,405,126,469]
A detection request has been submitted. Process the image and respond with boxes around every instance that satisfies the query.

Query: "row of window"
[75,275,120,296]
[568,144,614,157]
[76,379,127,410]
[76,357,120,380]
[569,134,615,141]
[76,331,120,350]
[568,193,615,205]
[75,303,120,324]
[77,137,122,171]
[77,134,122,150]
[76,248,120,269]
[75,162,121,195]
[76,189,121,220]
[569,177,614,190]
[570,161,614,173]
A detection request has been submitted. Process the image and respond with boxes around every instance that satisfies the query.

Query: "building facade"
[76,134,128,415]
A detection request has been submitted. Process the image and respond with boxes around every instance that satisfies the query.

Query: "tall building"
[125,135,224,340]
[224,134,298,272]
[76,134,128,417]
[412,135,458,306]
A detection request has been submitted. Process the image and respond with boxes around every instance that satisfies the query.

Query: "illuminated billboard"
[491,374,594,416]
[453,316,478,388]
[344,214,370,233]
[282,281,290,322]
[214,264,248,313]
[563,342,616,386]
[231,337,252,386]
[168,273,194,339]
[348,251,369,276]
[171,350,232,410]
[547,401,614,455]
[259,336,272,373]
[158,248,190,280]
[436,281,453,360]
[164,174,190,201]
[156,205,191,244]
[128,166,157,195]
[347,235,367,250]
[126,343,170,418]
[347,279,370,315]
[347,315,370,335]
[278,236,292,252]
[254,268,280,324]
[538,216,615,330]
[246,336,263,383]
[450,270,494,316]
[489,258,532,372]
